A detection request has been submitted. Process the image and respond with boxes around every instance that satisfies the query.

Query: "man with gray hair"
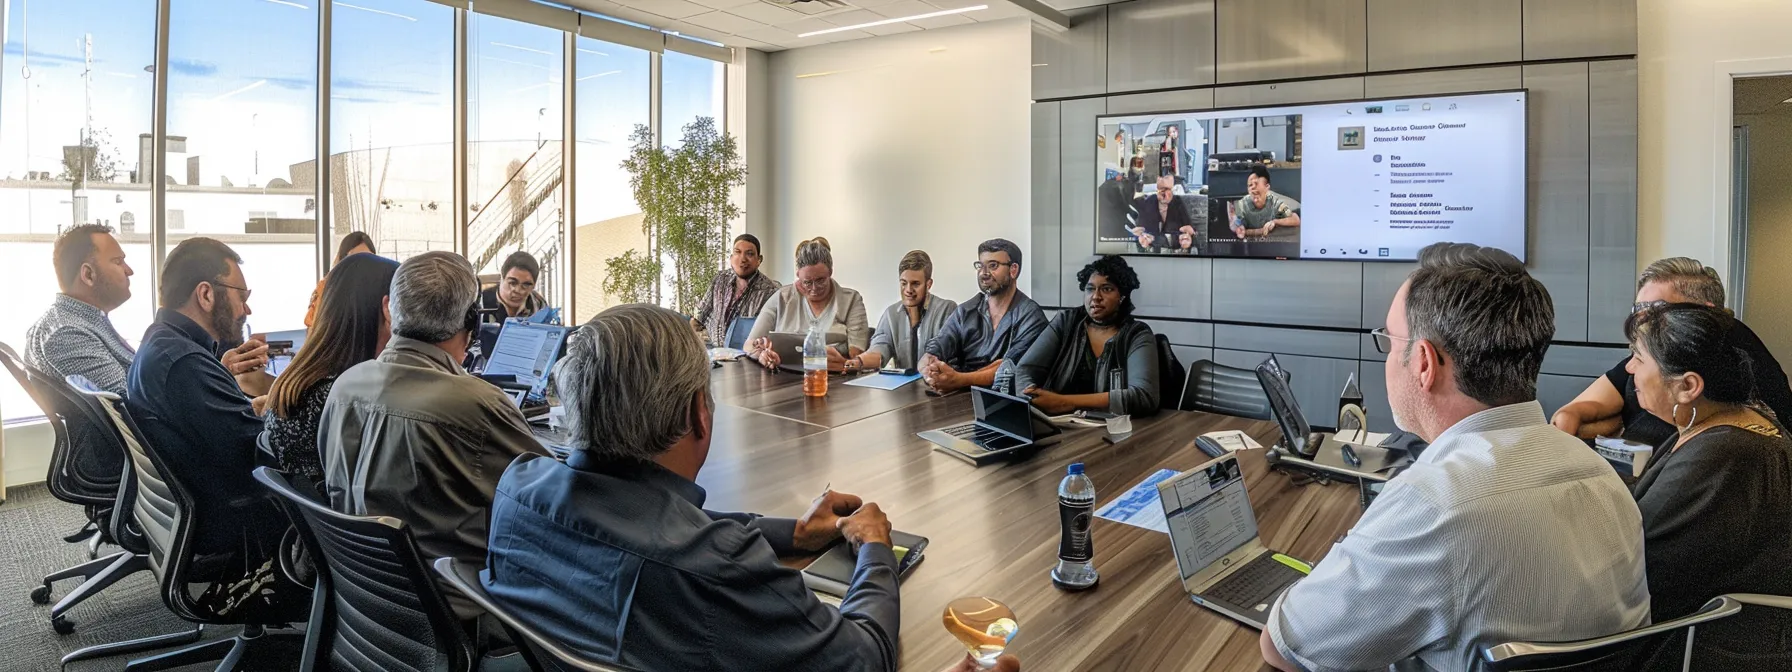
[482,303,902,670]
[1552,256,1792,447]
[320,250,547,621]
[1262,243,1649,672]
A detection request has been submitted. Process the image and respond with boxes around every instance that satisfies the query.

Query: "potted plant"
[603,117,748,313]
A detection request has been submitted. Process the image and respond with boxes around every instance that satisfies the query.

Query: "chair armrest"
[1485,595,1742,663]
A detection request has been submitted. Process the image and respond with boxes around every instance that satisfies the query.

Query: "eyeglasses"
[1369,327,1414,354]
[972,261,1015,273]
[210,280,252,301]
[1632,300,1668,314]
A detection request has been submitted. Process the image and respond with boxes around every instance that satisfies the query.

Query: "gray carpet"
[0,483,280,671]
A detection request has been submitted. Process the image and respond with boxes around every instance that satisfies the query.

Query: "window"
[0,0,157,422]
[330,0,455,261]
[467,13,564,308]
[167,0,319,332]
[661,50,725,147]
[571,37,649,322]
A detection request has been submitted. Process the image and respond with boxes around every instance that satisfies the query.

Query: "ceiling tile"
[627,0,711,19]
[848,0,903,7]
[816,28,876,42]
[874,0,937,19]
[734,25,805,43]
[820,9,885,25]
[783,17,839,34]
[780,1,841,16]
[686,0,760,9]
[683,10,769,33]
[726,1,809,25]
[906,12,972,28]
[860,21,921,35]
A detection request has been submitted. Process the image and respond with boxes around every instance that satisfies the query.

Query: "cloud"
[333,77,440,97]
[264,76,314,90]
[168,58,218,76]
[3,43,84,68]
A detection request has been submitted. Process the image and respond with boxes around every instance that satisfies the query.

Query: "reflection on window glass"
[168,0,319,332]
[330,0,454,261]
[572,37,649,323]
[661,51,725,148]
[0,0,157,421]
[467,14,564,311]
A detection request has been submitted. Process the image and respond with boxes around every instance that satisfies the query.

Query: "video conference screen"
[1093,90,1528,262]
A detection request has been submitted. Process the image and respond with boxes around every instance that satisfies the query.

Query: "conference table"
[690,361,1364,672]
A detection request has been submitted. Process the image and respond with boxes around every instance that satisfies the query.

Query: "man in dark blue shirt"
[127,237,283,557]
[922,238,1049,394]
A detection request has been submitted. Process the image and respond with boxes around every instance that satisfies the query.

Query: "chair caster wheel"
[30,585,51,605]
[52,617,76,635]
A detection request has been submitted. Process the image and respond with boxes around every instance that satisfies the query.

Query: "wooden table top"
[711,361,938,429]
[694,367,1365,672]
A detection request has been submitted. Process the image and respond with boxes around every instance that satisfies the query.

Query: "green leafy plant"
[603,117,748,313]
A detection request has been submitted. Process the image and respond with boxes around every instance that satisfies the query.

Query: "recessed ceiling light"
[797,5,989,38]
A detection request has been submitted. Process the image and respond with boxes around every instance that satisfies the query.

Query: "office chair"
[1481,595,1741,671]
[253,467,483,672]
[1682,593,1792,671]
[1179,359,1285,420]
[68,380,309,672]
[433,558,638,672]
[1155,334,1185,412]
[725,317,757,350]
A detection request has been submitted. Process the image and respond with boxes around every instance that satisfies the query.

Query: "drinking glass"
[942,596,1018,669]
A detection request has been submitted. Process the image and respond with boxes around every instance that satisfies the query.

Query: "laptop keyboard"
[944,423,1000,439]
[1207,555,1305,609]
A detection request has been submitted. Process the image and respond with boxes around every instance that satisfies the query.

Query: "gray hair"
[795,239,833,270]
[557,303,713,461]
[1404,242,1555,407]
[389,251,479,343]
[1638,257,1724,306]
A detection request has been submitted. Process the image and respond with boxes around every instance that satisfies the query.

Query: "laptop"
[1157,452,1311,629]
[1256,355,1409,481]
[480,319,572,414]
[766,331,849,373]
[918,386,1062,465]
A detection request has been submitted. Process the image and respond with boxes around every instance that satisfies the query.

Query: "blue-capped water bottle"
[1052,462,1099,591]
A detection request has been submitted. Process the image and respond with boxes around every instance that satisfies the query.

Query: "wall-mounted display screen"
[1094,90,1527,262]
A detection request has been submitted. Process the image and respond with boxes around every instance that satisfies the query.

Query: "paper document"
[709,347,747,362]
[1200,430,1263,452]
[1095,468,1181,534]
[1335,429,1392,447]
[843,372,923,390]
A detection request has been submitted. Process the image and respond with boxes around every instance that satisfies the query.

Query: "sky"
[0,0,720,203]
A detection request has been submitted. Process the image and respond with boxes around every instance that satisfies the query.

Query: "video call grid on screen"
[1094,90,1528,262]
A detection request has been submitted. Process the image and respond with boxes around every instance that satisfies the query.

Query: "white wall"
[764,19,1032,313]
[1638,0,1792,275]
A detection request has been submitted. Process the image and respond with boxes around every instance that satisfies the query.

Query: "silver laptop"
[1157,452,1310,629]
[766,331,849,373]
[918,387,1060,465]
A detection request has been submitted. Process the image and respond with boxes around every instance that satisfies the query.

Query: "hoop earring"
[1672,403,1698,433]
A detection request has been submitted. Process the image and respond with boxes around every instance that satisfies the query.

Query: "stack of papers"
[1094,468,1181,534]
[843,372,922,390]
[709,347,747,362]
[1200,430,1263,452]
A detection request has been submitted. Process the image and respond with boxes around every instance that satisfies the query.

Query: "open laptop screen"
[483,320,570,400]
[1161,457,1258,582]
[972,386,1033,441]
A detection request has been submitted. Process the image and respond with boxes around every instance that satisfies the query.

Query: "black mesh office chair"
[69,379,308,671]
[1481,595,1741,671]
[1155,334,1185,412]
[0,344,139,632]
[1178,359,1286,420]
[252,467,478,672]
[433,558,637,672]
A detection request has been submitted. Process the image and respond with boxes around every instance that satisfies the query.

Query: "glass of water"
[942,596,1018,669]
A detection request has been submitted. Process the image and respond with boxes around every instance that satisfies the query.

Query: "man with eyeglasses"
[920,239,1048,394]
[479,250,550,324]
[1551,257,1792,447]
[692,234,781,348]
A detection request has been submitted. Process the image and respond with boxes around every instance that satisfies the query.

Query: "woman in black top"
[1013,255,1160,416]
[263,253,400,482]
[1624,303,1792,623]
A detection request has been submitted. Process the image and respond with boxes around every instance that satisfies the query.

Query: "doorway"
[1732,75,1792,364]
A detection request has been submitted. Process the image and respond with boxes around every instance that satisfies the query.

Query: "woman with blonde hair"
[747,237,868,370]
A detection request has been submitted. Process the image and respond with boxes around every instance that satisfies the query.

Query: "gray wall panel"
[1106,88,1216,115]
[1130,256,1214,320]
[1357,361,1395,432]
[1216,349,1357,428]
[1214,77,1366,108]
[1214,325,1360,359]
[1212,259,1363,328]
[1107,0,1215,93]
[1215,0,1367,84]
[1032,102,1063,307]
[1543,344,1627,378]
[1034,8,1108,100]
[1367,0,1521,71]
[1587,59,1638,344]
[1363,66,1523,98]
[1360,261,1416,329]
[1058,97,1106,305]
[1524,62,1591,341]
[1539,373,1597,419]
[1145,319,1215,347]
[1523,0,1637,61]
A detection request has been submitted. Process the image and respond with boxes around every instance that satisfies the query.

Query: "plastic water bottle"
[802,319,828,398]
[1052,463,1099,591]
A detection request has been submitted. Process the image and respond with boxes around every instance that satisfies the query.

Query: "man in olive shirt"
[321,251,548,619]
[1230,165,1300,242]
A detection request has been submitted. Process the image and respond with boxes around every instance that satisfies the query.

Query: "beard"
[980,275,1011,296]
[209,298,245,350]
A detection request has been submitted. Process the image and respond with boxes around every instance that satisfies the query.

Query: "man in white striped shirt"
[1261,243,1651,672]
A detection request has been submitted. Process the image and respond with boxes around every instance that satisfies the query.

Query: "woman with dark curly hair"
[1012,255,1160,416]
